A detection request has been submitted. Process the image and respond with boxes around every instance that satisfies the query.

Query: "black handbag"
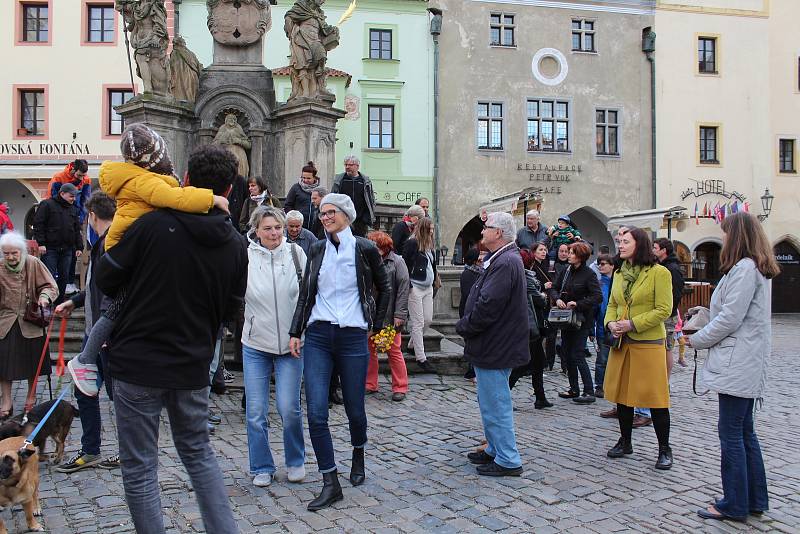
[527,295,541,340]
[547,307,582,329]
[23,302,52,328]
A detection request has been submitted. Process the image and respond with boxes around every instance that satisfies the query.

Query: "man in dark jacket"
[54,192,119,473]
[33,182,83,304]
[391,204,424,255]
[654,238,685,377]
[456,212,528,477]
[95,145,246,534]
[332,155,376,237]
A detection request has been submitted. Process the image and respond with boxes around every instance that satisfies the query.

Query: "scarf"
[619,261,643,304]
[250,192,267,204]
[4,255,25,274]
[299,178,318,193]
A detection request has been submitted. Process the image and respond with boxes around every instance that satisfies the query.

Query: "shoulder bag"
[547,268,583,330]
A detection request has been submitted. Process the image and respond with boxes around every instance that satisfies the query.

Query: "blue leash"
[22,387,70,449]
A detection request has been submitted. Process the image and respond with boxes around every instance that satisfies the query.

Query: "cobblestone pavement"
[2,317,799,533]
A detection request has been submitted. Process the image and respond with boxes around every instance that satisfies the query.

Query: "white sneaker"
[287,465,306,483]
[253,473,272,487]
[65,283,79,295]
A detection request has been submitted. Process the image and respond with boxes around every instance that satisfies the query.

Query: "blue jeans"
[594,340,609,388]
[41,247,74,303]
[716,394,769,518]
[303,322,369,473]
[474,366,522,469]
[113,380,238,534]
[74,337,113,456]
[242,344,305,475]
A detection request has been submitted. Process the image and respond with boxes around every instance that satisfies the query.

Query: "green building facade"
[180,0,434,206]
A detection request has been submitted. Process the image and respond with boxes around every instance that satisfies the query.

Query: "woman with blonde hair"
[402,217,437,374]
[689,212,779,522]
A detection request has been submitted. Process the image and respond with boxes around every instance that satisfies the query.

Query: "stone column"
[115,97,196,179]
[272,99,344,193]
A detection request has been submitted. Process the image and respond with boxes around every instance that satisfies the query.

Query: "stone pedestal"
[272,98,345,191]
[115,96,196,179]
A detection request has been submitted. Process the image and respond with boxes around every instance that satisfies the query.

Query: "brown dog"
[0,436,42,533]
[0,400,77,465]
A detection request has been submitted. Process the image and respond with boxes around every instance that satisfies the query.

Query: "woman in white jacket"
[243,206,307,487]
[688,212,780,523]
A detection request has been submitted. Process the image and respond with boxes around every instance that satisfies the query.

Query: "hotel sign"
[681,179,746,202]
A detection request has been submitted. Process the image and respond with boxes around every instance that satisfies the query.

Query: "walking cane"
[40,305,53,401]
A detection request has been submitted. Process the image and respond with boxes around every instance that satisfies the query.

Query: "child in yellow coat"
[68,124,229,396]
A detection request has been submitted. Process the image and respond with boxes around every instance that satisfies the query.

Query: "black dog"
[0,400,78,464]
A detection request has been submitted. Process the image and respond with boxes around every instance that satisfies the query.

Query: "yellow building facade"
[654,0,800,312]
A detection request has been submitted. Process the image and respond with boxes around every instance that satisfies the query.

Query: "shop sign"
[516,162,581,194]
[681,179,746,202]
[0,142,92,157]
[775,253,798,265]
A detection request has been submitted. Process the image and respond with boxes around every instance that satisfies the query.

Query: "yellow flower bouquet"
[371,325,397,353]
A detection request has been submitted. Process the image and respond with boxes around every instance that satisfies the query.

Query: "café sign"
[1,142,92,156]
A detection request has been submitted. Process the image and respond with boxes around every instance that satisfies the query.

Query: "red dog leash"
[23,316,67,415]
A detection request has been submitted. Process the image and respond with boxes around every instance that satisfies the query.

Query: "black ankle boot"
[607,438,633,458]
[350,447,365,486]
[655,445,673,470]
[308,470,343,511]
[534,397,553,409]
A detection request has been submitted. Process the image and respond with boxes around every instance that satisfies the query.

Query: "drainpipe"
[428,8,443,251]
[642,28,657,210]
[173,0,182,35]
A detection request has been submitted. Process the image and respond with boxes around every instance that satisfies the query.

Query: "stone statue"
[207,0,271,46]
[116,0,171,97]
[284,0,340,102]
[169,36,203,103]
[213,113,252,178]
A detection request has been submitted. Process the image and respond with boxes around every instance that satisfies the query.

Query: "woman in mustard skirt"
[604,228,674,469]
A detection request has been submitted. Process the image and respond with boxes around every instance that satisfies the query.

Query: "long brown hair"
[719,212,780,278]
[412,217,434,252]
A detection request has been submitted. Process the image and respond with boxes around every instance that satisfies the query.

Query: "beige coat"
[0,257,58,339]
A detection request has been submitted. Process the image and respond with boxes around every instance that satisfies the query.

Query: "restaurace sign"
[680,179,747,202]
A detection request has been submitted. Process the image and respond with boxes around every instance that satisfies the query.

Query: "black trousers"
[509,336,548,402]
[561,328,594,395]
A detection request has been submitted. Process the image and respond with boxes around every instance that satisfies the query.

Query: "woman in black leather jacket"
[548,241,602,404]
[509,249,553,409]
[288,194,390,512]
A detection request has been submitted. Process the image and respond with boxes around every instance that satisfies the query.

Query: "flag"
[743,202,750,213]
[703,202,709,217]
[694,202,699,225]
[713,203,721,224]
[731,201,739,214]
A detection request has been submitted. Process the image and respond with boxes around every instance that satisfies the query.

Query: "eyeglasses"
[318,209,339,220]
[484,225,500,230]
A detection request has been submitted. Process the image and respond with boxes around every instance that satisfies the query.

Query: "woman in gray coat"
[688,212,780,523]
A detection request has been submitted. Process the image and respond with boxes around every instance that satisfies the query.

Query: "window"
[368,29,392,60]
[19,89,45,136]
[489,13,514,47]
[596,109,619,156]
[108,89,134,135]
[699,126,719,164]
[477,102,503,150]
[780,139,796,173]
[368,105,394,149]
[527,99,569,152]
[22,3,49,43]
[88,4,115,43]
[571,19,596,52]
[698,37,717,73]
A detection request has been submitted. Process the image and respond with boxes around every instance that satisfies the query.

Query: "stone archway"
[773,238,800,313]
[453,215,484,265]
[693,240,722,283]
[0,179,40,235]
[568,206,614,255]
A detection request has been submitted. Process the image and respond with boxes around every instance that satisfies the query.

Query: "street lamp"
[691,254,707,278]
[439,245,449,265]
[758,188,774,222]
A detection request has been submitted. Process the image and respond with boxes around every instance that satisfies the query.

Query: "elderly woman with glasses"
[289,193,390,511]
[0,232,58,419]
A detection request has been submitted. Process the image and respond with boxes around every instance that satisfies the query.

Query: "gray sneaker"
[55,450,102,473]
[98,454,121,469]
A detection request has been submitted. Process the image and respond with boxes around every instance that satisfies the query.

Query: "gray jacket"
[384,251,409,322]
[332,172,376,225]
[692,258,770,399]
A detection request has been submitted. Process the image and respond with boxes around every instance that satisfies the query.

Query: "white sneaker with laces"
[287,465,306,482]
[68,358,100,397]
[65,283,79,295]
[253,473,272,487]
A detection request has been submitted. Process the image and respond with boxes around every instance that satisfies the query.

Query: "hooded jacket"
[0,204,14,234]
[95,208,248,390]
[99,161,214,249]
[242,234,306,356]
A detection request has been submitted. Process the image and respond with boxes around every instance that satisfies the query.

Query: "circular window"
[531,48,569,86]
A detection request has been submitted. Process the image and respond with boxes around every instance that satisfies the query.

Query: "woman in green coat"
[604,227,674,470]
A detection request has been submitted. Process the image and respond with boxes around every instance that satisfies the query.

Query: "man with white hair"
[515,209,548,251]
[332,156,376,237]
[456,212,529,477]
[391,204,424,255]
[285,210,318,256]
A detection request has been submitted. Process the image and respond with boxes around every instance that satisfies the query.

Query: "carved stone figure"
[207,0,271,46]
[116,0,171,97]
[284,0,340,101]
[213,113,252,178]
[169,36,203,103]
